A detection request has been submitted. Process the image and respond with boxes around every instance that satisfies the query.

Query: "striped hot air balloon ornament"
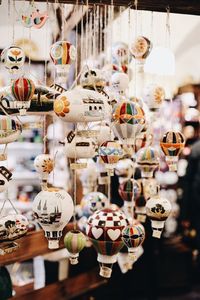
[160,131,185,171]
[64,230,86,265]
[136,146,159,178]
[11,77,35,115]
[122,224,145,260]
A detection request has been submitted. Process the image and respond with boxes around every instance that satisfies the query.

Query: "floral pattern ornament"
[54,96,70,117]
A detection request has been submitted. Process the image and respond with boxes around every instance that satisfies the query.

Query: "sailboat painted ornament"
[160,131,185,171]
[34,154,54,180]
[86,208,129,278]
[146,196,172,239]
[0,167,12,192]
[33,188,74,249]
[50,41,76,83]
[110,72,129,95]
[1,46,25,74]
[0,214,29,242]
[99,141,123,174]
[130,36,152,63]
[137,146,159,178]
[64,230,86,265]
[112,101,145,144]
[11,77,35,115]
[0,117,22,144]
[122,224,145,259]
[54,89,110,123]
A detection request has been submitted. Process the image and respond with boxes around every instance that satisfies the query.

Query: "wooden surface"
[0,223,74,266]
[24,0,200,16]
[11,268,107,300]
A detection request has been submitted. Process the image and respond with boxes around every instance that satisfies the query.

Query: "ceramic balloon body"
[0,214,29,242]
[122,224,145,257]
[64,230,86,264]
[33,189,74,249]
[137,146,159,178]
[80,68,106,90]
[130,36,152,62]
[11,77,35,115]
[110,72,129,95]
[64,131,96,159]
[99,141,123,170]
[112,42,129,65]
[1,46,25,74]
[80,162,98,195]
[160,131,185,171]
[118,179,141,202]
[81,192,109,217]
[115,158,135,183]
[146,196,172,238]
[34,154,54,180]
[143,84,165,111]
[0,166,12,192]
[50,41,76,82]
[86,208,129,278]
[112,101,145,144]
[54,89,110,123]
[89,122,113,146]
[0,117,22,144]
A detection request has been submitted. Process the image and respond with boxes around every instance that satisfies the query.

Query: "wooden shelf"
[11,268,107,300]
[0,223,74,266]
[24,0,200,16]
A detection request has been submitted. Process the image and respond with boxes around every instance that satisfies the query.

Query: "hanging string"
[61,3,65,40]
[44,0,49,86]
[134,0,138,98]
[12,0,16,44]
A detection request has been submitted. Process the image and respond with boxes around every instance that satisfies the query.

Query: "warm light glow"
[144,46,175,76]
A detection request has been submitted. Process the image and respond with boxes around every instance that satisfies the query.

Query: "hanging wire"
[134,0,138,98]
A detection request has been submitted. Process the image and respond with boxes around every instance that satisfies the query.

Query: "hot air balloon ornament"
[80,192,109,218]
[115,158,135,184]
[0,117,22,160]
[17,1,48,29]
[33,188,74,249]
[118,179,141,218]
[130,36,152,67]
[160,131,185,171]
[50,41,76,84]
[143,84,165,112]
[86,208,129,278]
[98,141,123,175]
[11,77,35,115]
[146,195,172,238]
[0,167,12,193]
[112,100,145,145]
[34,154,54,190]
[110,72,129,97]
[112,41,130,73]
[64,230,86,265]
[1,46,25,75]
[137,146,159,178]
[122,223,145,261]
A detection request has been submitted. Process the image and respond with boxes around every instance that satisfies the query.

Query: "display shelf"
[11,268,107,300]
[0,223,74,266]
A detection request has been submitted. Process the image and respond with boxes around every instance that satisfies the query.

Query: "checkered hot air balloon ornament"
[50,41,76,84]
[112,100,145,145]
[64,230,86,265]
[136,146,159,178]
[11,77,35,115]
[86,208,129,278]
[160,131,185,171]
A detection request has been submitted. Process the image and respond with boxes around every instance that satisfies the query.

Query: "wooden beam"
[23,0,200,16]
[11,268,107,300]
[0,223,74,266]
